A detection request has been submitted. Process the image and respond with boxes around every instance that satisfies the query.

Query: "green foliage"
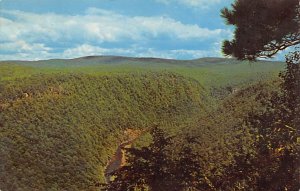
[0,56,292,190]
[221,0,300,60]
[0,57,284,96]
[103,127,209,191]
[103,68,299,190]
[220,1,299,186]
[103,79,281,190]
[238,51,300,190]
[220,0,299,187]
[0,72,205,191]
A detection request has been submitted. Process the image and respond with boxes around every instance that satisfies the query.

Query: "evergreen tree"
[221,0,300,60]
[103,127,211,191]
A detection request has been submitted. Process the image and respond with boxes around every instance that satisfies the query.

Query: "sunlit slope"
[0,72,206,190]
[0,56,284,89]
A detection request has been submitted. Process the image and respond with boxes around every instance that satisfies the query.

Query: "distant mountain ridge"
[0,56,283,68]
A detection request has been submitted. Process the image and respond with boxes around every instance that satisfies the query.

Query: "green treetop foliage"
[102,78,283,191]
[239,50,300,190]
[0,72,206,191]
[221,0,300,60]
[221,1,300,189]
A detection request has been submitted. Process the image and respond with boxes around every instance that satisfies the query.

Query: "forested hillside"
[113,79,282,191]
[0,72,207,190]
[1,56,297,190]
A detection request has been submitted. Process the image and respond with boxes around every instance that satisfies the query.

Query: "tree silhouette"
[102,127,210,191]
[221,0,300,60]
[103,127,174,191]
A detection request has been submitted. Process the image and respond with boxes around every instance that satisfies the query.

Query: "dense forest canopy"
[1,57,292,190]
[0,73,207,190]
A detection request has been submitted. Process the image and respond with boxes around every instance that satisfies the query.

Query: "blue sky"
[1,0,236,60]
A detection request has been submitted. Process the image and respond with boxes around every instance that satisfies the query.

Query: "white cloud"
[62,44,220,60]
[0,52,56,61]
[0,41,51,53]
[143,41,223,59]
[0,42,221,61]
[0,8,230,44]
[133,16,227,40]
[156,0,222,8]
[62,44,135,58]
[137,49,214,59]
[0,8,231,60]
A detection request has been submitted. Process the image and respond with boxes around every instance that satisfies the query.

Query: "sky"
[0,0,238,60]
